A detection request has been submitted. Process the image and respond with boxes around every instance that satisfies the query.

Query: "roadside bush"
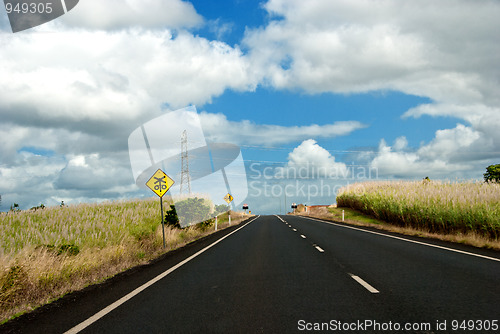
[164,205,180,229]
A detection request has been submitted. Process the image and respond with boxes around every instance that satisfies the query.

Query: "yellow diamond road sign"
[224,193,233,204]
[146,169,175,197]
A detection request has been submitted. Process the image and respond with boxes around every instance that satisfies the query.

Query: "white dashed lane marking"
[279,216,324,255]
[274,215,286,223]
[314,246,325,253]
[349,274,379,294]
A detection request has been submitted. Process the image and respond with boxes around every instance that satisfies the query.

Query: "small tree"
[164,205,180,229]
[484,164,500,183]
[174,197,211,226]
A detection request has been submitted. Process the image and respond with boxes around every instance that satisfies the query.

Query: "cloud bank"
[1,0,500,210]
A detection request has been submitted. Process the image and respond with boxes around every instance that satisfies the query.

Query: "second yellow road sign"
[224,193,233,204]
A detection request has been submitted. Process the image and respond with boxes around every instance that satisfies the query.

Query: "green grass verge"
[0,199,248,324]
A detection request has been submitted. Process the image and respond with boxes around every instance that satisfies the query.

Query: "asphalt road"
[2,215,499,333]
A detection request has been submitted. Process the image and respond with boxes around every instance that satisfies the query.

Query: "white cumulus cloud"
[245,0,500,105]
[370,124,490,179]
[59,0,203,30]
[200,112,366,145]
[0,29,254,133]
[276,139,349,179]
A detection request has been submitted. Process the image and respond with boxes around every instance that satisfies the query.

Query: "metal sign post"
[146,169,175,248]
[160,197,165,247]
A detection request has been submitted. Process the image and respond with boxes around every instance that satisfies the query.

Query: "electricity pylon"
[180,130,191,195]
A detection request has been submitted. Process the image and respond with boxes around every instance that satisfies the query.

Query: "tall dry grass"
[336,180,500,239]
[0,198,247,323]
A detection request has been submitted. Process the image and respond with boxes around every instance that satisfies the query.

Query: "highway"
[2,215,499,333]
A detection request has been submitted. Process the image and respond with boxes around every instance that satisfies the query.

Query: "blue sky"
[192,0,267,46]
[1,0,499,213]
[202,89,442,162]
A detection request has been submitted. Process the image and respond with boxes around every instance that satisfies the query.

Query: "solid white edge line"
[61,0,68,12]
[64,215,261,334]
[350,274,379,293]
[315,246,324,253]
[299,216,500,263]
